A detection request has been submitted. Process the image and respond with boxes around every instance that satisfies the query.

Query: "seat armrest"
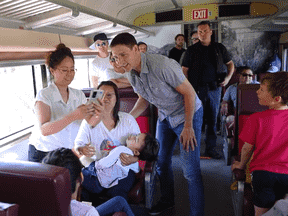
[233,169,246,181]
[145,161,157,209]
[128,176,144,204]
[144,161,153,173]
[0,202,19,216]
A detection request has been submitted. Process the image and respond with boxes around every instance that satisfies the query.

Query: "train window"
[68,58,91,89]
[0,65,43,146]
[1,57,94,147]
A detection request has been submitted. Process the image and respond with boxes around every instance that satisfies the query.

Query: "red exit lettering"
[192,8,209,20]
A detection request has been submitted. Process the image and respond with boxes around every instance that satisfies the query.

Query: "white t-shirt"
[29,82,87,151]
[91,55,113,85]
[70,200,99,216]
[74,112,141,160]
[106,68,129,80]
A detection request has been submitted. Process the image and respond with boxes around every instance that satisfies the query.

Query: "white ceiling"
[0,0,288,40]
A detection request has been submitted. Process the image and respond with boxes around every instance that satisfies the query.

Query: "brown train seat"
[230,84,268,216]
[0,160,72,216]
[0,160,125,216]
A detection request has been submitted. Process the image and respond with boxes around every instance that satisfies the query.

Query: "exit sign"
[192,8,209,20]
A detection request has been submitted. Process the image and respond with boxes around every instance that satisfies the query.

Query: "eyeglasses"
[191,38,199,41]
[96,42,107,47]
[241,74,253,77]
[110,55,116,62]
[57,68,77,74]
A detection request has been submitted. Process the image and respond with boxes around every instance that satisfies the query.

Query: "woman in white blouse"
[28,43,94,162]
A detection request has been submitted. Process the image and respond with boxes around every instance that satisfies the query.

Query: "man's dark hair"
[110,33,137,49]
[190,31,198,37]
[137,42,147,47]
[98,81,120,127]
[139,134,159,162]
[237,66,253,75]
[42,148,82,194]
[261,72,288,105]
[197,20,211,28]
[175,34,185,41]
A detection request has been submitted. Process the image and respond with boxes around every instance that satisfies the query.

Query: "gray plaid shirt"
[127,53,202,128]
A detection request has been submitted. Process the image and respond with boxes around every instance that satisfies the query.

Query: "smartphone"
[87,89,104,104]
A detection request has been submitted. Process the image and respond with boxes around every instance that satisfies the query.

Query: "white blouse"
[29,82,87,151]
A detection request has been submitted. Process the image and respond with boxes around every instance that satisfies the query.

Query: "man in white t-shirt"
[90,33,113,88]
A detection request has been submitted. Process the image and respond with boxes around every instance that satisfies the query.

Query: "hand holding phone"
[87,89,104,105]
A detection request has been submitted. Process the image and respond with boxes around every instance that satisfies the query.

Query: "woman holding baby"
[74,81,141,200]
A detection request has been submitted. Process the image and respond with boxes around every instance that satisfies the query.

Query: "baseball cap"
[90,33,110,49]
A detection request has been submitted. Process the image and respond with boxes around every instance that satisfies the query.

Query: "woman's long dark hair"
[97,81,120,127]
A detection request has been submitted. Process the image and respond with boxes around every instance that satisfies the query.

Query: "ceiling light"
[75,21,115,35]
[272,20,288,25]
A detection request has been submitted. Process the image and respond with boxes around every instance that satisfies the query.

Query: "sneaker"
[149,201,175,215]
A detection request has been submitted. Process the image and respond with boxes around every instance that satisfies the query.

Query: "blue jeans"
[156,107,204,216]
[198,86,222,151]
[82,161,104,194]
[28,144,49,162]
[82,162,136,200]
[96,196,135,216]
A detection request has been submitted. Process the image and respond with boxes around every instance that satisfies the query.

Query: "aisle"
[131,134,235,216]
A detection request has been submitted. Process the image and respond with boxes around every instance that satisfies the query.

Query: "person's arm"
[220,100,229,116]
[232,142,254,170]
[95,147,129,169]
[74,122,96,157]
[220,60,235,87]
[182,66,189,78]
[35,101,90,136]
[91,75,99,88]
[129,94,150,119]
[110,78,131,88]
[175,79,197,152]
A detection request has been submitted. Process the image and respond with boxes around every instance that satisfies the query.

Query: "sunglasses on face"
[96,42,107,47]
[241,74,253,77]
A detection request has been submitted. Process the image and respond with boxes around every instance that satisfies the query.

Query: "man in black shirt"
[182,21,235,159]
[168,34,186,63]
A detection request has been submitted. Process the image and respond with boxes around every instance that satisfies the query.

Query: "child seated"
[232,72,288,216]
[42,148,136,216]
[81,133,159,194]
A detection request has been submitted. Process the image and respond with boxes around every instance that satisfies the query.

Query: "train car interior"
[1,0,288,215]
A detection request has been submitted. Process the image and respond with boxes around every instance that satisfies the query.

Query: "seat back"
[118,87,156,136]
[234,84,268,155]
[0,160,71,216]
